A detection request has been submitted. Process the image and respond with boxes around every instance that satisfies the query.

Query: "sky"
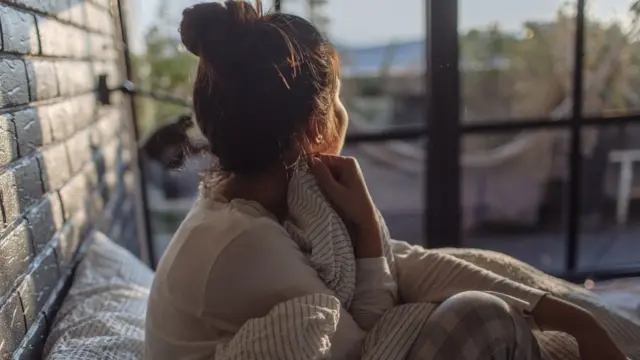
[128,0,634,52]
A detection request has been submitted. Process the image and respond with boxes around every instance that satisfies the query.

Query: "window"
[455,0,640,279]
[123,0,640,280]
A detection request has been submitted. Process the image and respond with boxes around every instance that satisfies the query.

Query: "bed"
[6,231,152,359]
[593,277,640,319]
[5,231,640,359]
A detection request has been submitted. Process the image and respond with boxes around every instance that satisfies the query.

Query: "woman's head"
[180,1,348,176]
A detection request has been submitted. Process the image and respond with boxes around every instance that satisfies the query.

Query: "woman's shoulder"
[161,199,288,268]
[151,199,297,313]
[200,212,328,321]
[158,199,318,317]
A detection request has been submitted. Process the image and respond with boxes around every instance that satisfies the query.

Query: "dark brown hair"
[180,1,340,175]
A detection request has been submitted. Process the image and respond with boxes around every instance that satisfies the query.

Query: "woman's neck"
[218,168,290,221]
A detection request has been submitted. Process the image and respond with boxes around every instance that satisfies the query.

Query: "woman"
[144,2,626,359]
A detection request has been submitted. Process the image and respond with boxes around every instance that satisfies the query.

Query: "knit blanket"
[213,169,640,359]
[286,168,438,359]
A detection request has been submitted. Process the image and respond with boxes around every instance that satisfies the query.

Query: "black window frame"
[117,0,640,281]
[340,0,640,281]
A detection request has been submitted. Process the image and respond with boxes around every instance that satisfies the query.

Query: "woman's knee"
[434,291,519,340]
[408,291,541,359]
[438,291,512,317]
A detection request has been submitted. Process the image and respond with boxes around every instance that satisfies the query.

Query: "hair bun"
[180,1,262,59]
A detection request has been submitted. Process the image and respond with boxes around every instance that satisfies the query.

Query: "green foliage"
[458,3,640,150]
[132,23,198,138]
[461,6,639,120]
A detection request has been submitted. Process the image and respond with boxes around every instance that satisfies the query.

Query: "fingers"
[314,154,340,172]
[310,157,341,198]
[314,155,361,179]
[315,154,352,165]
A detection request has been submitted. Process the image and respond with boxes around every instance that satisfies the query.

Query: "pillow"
[43,231,153,360]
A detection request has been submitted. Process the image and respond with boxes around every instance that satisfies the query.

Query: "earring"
[316,135,324,144]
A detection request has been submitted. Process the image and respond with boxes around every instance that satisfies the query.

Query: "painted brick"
[0,4,39,54]
[39,95,96,141]
[104,166,118,195]
[12,312,47,360]
[101,137,121,171]
[37,18,88,58]
[67,0,87,26]
[88,122,103,149]
[0,222,31,297]
[96,109,121,141]
[59,170,89,219]
[39,101,74,142]
[17,247,59,328]
[12,108,49,156]
[54,221,79,272]
[86,188,104,224]
[87,0,110,10]
[91,34,118,60]
[25,195,61,255]
[0,159,45,225]
[0,291,26,358]
[38,142,71,192]
[0,0,142,356]
[123,169,135,192]
[0,59,29,108]
[56,61,93,96]
[7,0,71,18]
[83,159,100,194]
[25,60,59,101]
[71,94,97,131]
[93,61,121,89]
[66,128,92,173]
[38,94,97,136]
[84,2,113,34]
[0,112,19,166]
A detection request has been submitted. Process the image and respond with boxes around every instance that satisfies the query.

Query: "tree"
[459,1,640,155]
[131,2,198,138]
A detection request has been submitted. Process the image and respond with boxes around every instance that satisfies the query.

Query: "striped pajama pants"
[406,291,580,360]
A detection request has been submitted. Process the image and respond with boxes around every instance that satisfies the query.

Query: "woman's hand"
[310,155,383,258]
[532,295,626,360]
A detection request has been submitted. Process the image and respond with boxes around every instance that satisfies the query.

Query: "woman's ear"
[299,124,320,153]
[305,106,345,156]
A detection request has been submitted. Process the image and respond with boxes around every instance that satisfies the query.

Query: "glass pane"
[459,0,575,123]
[329,0,425,131]
[332,0,426,244]
[579,124,640,272]
[128,0,201,264]
[138,103,204,264]
[343,143,425,245]
[147,162,206,263]
[583,1,640,117]
[462,130,569,274]
[128,0,428,263]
